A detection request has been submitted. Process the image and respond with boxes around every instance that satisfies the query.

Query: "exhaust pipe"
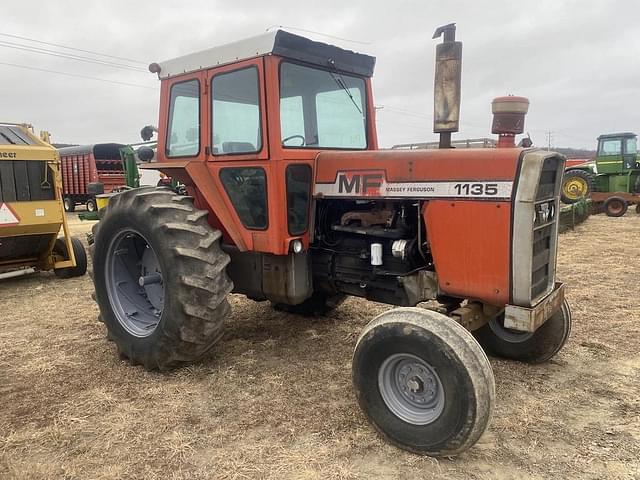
[433,23,462,149]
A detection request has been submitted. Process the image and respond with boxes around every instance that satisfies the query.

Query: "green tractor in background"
[561,132,640,216]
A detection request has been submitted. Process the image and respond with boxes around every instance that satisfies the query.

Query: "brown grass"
[1,213,639,479]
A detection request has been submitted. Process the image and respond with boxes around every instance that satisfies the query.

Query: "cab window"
[279,62,367,149]
[219,167,268,229]
[624,137,637,155]
[212,67,261,155]
[599,139,622,156]
[166,79,200,157]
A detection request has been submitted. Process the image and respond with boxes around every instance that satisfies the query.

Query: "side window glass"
[286,165,312,235]
[212,68,261,155]
[624,137,637,155]
[167,80,200,157]
[219,168,268,229]
[599,139,622,156]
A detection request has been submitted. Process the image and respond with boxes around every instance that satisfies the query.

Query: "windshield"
[279,62,367,149]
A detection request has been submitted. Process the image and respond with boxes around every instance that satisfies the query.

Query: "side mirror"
[140,125,157,141]
[137,146,155,162]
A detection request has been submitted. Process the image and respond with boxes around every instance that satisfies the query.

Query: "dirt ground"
[1,213,639,480]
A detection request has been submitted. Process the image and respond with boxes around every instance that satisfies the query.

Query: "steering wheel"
[282,134,306,146]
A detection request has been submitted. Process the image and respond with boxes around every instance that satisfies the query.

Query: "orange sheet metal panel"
[423,200,511,306]
[314,148,521,185]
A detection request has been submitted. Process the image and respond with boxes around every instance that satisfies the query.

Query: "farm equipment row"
[561,132,640,216]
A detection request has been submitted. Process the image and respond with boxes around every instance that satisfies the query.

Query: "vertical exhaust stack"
[491,96,529,148]
[433,23,462,149]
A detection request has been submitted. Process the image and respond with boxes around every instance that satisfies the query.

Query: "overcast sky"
[2,0,638,149]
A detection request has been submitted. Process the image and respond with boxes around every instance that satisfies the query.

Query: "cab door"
[596,137,623,174]
[203,58,281,253]
[622,136,638,170]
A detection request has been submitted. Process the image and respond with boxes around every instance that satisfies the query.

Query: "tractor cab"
[561,131,640,206]
[596,132,638,173]
[143,30,377,256]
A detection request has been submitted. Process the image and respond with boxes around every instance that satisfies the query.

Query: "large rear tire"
[475,299,571,363]
[352,308,495,456]
[91,188,233,370]
[561,169,595,204]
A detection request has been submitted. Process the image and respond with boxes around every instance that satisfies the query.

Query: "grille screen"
[531,156,561,299]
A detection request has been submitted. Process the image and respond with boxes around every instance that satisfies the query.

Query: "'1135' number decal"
[454,183,499,196]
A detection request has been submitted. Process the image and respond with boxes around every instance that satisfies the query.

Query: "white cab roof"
[151,30,376,79]
[153,31,279,79]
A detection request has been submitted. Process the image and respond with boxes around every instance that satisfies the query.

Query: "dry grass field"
[1,213,639,479]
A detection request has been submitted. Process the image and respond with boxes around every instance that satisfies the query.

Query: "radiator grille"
[531,156,562,300]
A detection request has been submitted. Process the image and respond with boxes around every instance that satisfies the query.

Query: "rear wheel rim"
[607,200,624,215]
[378,353,445,425]
[87,200,96,212]
[105,229,163,338]
[563,177,588,200]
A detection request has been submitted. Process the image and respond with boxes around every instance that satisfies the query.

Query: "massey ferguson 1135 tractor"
[91,25,570,456]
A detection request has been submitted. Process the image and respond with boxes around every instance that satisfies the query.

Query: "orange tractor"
[90,25,570,456]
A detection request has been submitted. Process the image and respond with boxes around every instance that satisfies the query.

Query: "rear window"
[166,79,200,157]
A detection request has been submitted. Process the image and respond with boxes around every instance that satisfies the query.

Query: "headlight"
[291,239,304,254]
[534,201,555,226]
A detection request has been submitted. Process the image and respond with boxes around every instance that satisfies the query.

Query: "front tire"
[53,237,87,278]
[603,196,628,217]
[91,188,233,370]
[352,308,495,456]
[63,197,75,212]
[86,198,97,212]
[475,299,571,363]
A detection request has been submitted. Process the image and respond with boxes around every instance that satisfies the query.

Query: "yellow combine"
[0,123,86,280]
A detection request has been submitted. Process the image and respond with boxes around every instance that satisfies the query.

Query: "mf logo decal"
[337,170,385,196]
[315,170,513,199]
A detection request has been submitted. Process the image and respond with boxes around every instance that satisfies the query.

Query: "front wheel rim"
[607,200,624,215]
[378,353,445,425]
[105,229,164,338]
